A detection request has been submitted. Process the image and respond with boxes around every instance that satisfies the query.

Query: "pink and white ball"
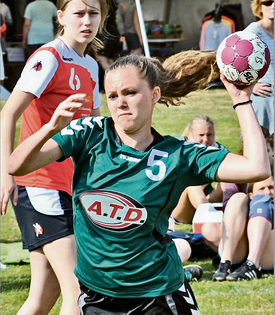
[216,31,270,85]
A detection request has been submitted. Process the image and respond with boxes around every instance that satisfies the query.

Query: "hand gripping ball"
[216,31,271,85]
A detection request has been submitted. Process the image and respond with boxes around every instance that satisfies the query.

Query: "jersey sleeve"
[181,142,229,183]
[14,50,58,98]
[23,4,31,19]
[215,141,227,150]
[52,116,105,161]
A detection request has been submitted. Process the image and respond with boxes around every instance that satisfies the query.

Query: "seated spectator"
[266,133,274,176]
[212,175,274,281]
[167,217,205,281]
[167,216,216,262]
[202,126,274,255]
[172,114,226,224]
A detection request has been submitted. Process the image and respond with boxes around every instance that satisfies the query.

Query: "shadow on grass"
[198,259,216,281]
[1,264,30,293]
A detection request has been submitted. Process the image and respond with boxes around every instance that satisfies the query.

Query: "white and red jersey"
[14,36,101,195]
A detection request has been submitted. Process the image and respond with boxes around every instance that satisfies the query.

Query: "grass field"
[0,88,274,314]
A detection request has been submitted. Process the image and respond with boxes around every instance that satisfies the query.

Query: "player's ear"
[152,86,161,104]
[57,10,65,26]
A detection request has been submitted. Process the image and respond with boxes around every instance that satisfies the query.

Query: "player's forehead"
[105,67,149,90]
[191,122,214,134]
[68,0,100,10]
[253,177,274,191]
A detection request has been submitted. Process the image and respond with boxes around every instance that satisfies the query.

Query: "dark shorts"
[13,186,73,251]
[124,33,141,51]
[78,278,200,315]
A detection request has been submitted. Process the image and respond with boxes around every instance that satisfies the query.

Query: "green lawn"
[1,88,273,314]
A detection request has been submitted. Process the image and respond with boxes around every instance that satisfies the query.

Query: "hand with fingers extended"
[46,93,89,135]
[252,82,273,98]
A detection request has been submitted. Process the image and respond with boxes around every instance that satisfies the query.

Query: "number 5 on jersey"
[146,149,168,181]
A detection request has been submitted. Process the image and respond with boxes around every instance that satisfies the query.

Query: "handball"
[150,24,162,35]
[162,24,172,35]
[216,31,270,85]
[145,23,150,35]
[172,24,182,34]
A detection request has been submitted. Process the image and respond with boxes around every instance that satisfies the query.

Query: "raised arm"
[215,74,271,183]
[7,94,88,176]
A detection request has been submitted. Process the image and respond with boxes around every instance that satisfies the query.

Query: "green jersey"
[53,117,228,298]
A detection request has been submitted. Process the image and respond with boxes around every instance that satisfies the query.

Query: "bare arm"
[22,18,31,49]
[1,90,34,215]
[133,10,142,45]
[215,74,271,183]
[7,130,64,176]
[7,94,89,176]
